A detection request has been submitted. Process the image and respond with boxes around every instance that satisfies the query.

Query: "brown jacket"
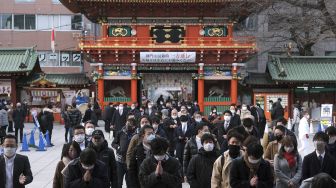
[265,140,281,161]
[211,150,244,188]
[126,134,140,169]
[53,157,71,188]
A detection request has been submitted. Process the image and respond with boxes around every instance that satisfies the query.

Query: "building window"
[71,15,82,30]
[60,51,81,66]
[14,14,35,30]
[25,15,36,30]
[37,15,59,30]
[0,14,12,29]
[52,0,60,4]
[14,14,24,29]
[15,0,35,2]
[60,15,71,30]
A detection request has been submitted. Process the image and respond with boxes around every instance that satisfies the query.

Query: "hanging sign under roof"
[140,52,196,63]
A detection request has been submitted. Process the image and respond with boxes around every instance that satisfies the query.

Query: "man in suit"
[103,102,115,133]
[0,134,33,188]
[302,131,336,180]
[175,115,194,165]
[144,102,157,120]
[216,110,240,153]
[229,105,241,126]
[12,103,26,143]
[111,103,127,137]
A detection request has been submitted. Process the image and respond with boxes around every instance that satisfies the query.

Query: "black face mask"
[275,135,283,142]
[228,145,241,159]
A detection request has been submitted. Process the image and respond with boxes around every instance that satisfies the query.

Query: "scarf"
[283,152,296,169]
[243,154,260,179]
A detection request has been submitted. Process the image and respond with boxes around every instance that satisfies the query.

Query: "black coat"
[111,109,127,132]
[327,142,336,160]
[174,124,194,161]
[63,158,109,188]
[128,143,151,188]
[82,108,98,125]
[183,136,199,175]
[302,151,336,180]
[163,117,180,143]
[216,121,238,146]
[112,127,136,163]
[103,106,115,122]
[139,156,182,188]
[231,114,241,127]
[39,109,54,132]
[0,154,33,188]
[88,141,117,188]
[187,148,218,188]
[230,157,273,188]
[13,108,26,128]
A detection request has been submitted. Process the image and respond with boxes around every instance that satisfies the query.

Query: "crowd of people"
[1,98,336,188]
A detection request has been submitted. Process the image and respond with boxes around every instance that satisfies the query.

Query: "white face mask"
[230,110,236,114]
[329,136,336,144]
[154,154,166,161]
[242,107,247,111]
[284,146,294,153]
[153,123,159,130]
[195,118,202,123]
[81,164,95,170]
[85,128,94,136]
[74,134,85,143]
[306,115,310,119]
[248,157,261,164]
[148,105,152,109]
[4,147,16,158]
[171,115,177,119]
[131,106,135,110]
[224,115,231,121]
[115,106,119,110]
[212,109,217,113]
[203,143,214,152]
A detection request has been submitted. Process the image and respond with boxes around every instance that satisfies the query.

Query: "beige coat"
[211,150,243,188]
[265,140,281,161]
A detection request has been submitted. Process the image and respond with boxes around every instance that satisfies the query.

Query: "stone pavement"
[14,121,315,188]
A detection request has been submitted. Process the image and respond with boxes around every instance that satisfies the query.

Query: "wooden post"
[101,23,108,39]
[97,63,104,108]
[198,63,205,112]
[230,64,238,105]
[131,63,137,103]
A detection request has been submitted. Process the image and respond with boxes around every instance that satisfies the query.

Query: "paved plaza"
[15,121,315,188]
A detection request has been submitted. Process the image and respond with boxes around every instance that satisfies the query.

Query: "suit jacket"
[111,108,127,131]
[216,121,237,146]
[302,151,336,180]
[0,154,33,188]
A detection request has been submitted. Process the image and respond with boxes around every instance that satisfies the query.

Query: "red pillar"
[97,63,104,108]
[227,23,233,39]
[198,63,205,112]
[101,23,108,39]
[11,78,17,105]
[230,64,238,105]
[131,63,137,103]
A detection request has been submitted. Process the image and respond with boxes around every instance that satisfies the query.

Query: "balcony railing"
[79,36,256,49]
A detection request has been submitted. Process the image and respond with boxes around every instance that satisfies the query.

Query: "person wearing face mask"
[298,112,310,156]
[242,117,260,138]
[239,104,251,121]
[0,134,33,188]
[325,126,336,159]
[183,123,209,180]
[302,132,336,180]
[151,117,167,139]
[125,116,151,168]
[139,137,182,188]
[128,125,155,188]
[175,115,194,165]
[53,141,81,188]
[274,136,302,188]
[216,110,238,149]
[230,142,273,188]
[72,126,87,150]
[84,121,95,143]
[163,108,180,156]
[128,102,140,120]
[111,103,127,138]
[192,111,204,126]
[187,133,219,188]
[211,131,244,188]
[112,118,137,188]
[208,106,218,122]
[63,148,109,188]
[88,130,117,188]
[265,125,285,168]
[145,102,157,120]
[229,105,241,126]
